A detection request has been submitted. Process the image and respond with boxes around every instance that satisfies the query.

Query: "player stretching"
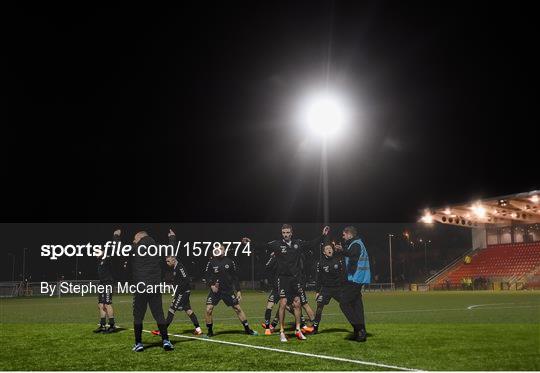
[261,252,307,335]
[93,229,119,333]
[129,231,173,352]
[244,224,329,342]
[204,244,257,337]
[313,243,343,334]
[151,230,203,336]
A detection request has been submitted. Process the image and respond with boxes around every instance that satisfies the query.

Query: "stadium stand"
[422,191,540,290]
[433,242,540,288]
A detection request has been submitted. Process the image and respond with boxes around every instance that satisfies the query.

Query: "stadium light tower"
[22,247,28,281]
[301,90,352,223]
[419,238,431,272]
[8,253,15,281]
[388,234,394,288]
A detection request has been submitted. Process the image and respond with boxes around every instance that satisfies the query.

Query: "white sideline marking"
[205,304,538,321]
[466,303,513,310]
[141,329,422,371]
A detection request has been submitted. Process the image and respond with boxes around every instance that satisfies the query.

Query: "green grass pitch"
[1,290,539,370]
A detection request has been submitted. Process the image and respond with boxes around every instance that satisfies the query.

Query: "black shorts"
[98,291,112,305]
[206,290,239,307]
[297,284,308,306]
[267,288,280,303]
[277,276,303,303]
[316,286,341,305]
[170,290,192,311]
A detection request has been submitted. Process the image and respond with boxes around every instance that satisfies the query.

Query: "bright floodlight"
[420,211,434,224]
[303,92,349,137]
[472,204,486,218]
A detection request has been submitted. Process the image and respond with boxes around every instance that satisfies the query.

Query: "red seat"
[437,242,540,285]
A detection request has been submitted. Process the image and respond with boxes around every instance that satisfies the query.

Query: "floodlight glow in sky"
[421,211,434,224]
[302,92,350,137]
[472,204,486,218]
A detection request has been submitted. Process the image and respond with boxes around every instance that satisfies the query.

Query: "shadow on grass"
[317,327,349,333]
[168,328,197,335]
[143,339,192,350]
[110,327,127,333]
[211,329,251,336]
[142,341,167,350]
[91,327,127,334]
[316,328,374,338]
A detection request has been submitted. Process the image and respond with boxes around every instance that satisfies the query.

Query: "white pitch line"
[173,304,539,322]
[141,329,422,371]
[467,303,514,310]
[468,305,539,310]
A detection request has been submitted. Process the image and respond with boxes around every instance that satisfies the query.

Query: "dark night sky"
[5,2,539,223]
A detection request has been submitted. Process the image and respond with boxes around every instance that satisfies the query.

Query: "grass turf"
[1,290,539,370]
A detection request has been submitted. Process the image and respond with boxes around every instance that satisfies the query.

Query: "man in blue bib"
[335,226,370,342]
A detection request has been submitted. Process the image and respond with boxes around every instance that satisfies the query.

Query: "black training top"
[97,232,118,284]
[167,234,191,292]
[204,256,240,292]
[266,237,322,279]
[315,255,344,291]
[129,235,166,285]
[97,256,114,284]
[264,252,278,284]
[171,261,191,292]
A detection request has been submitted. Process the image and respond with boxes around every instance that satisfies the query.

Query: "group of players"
[94,224,370,351]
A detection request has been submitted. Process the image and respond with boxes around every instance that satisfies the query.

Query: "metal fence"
[0,282,22,297]
[0,280,99,297]
[364,283,396,291]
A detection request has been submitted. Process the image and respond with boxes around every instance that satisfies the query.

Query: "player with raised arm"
[260,252,307,335]
[244,224,329,342]
[93,229,119,333]
[128,230,173,352]
[312,242,343,334]
[204,244,257,337]
[151,229,203,336]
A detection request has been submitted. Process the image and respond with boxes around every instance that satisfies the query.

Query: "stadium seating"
[437,242,540,285]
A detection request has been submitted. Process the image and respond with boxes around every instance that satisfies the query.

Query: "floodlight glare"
[303,92,350,137]
[420,211,434,224]
[472,204,486,218]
